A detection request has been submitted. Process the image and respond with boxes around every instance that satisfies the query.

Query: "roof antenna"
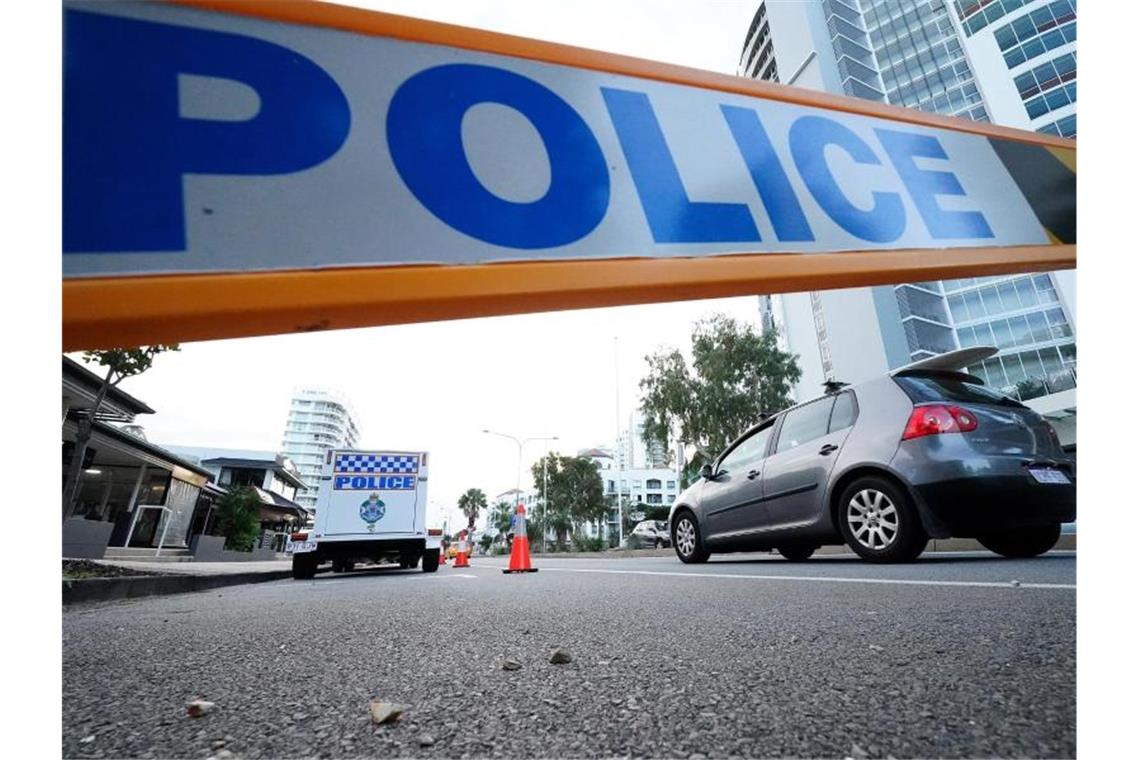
[823,379,849,394]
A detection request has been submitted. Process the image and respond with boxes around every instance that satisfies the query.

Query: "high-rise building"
[279,388,361,511]
[740,0,1077,445]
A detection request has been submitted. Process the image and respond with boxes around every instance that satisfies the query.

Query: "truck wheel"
[399,554,419,569]
[292,553,317,580]
[421,549,440,573]
[331,558,345,573]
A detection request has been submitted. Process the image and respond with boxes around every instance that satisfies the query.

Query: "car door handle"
[746,469,761,480]
[819,444,838,455]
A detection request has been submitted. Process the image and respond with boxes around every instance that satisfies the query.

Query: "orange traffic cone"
[453,531,471,568]
[440,545,448,565]
[503,504,538,574]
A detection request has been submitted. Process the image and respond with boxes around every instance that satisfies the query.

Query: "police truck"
[288,449,441,579]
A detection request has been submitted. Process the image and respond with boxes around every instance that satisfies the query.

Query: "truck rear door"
[320,451,425,537]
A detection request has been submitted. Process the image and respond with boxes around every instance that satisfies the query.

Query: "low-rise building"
[62,357,217,558]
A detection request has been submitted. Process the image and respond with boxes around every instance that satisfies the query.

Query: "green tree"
[457,487,488,532]
[533,454,607,546]
[640,314,800,476]
[491,500,514,535]
[214,487,262,552]
[63,346,180,519]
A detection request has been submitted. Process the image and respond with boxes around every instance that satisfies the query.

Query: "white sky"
[78,0,767,530]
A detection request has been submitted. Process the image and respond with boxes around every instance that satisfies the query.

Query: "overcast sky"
[74,0,767,530]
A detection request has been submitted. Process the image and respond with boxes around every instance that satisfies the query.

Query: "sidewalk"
[63,558,293,606]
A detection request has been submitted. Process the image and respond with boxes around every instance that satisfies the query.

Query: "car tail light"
[428,528,443,536]
[902,404,978,440]
[290,531,309,541]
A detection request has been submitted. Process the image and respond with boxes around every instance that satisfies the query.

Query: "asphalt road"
[62,551,1075,759]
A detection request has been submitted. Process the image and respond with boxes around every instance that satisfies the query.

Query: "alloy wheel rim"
[846,489,899,551]
[676,518,696,556]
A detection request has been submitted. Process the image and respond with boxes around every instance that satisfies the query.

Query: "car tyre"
[421,549,440,573]
[977,523,1061,558]
[292,553,318,580]
[672,511,710,564]
[838,476,927,563]
[777,544,818,561]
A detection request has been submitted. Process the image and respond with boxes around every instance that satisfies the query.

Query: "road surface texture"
[63,551,1075,759]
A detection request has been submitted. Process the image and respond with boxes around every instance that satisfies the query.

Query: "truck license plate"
[1029,468,1070,485]
[287,540,317,554]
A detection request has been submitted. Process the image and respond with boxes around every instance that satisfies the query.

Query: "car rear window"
[894,371,1025,407]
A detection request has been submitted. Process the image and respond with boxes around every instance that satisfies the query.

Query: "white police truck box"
[289,449,441,579]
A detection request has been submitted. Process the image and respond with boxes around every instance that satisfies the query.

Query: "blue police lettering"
[336,475,415,490]
[62,11,998,261]
[789,115,905,243]
[387,64,610,249]
[721,105,815,242]
[63,9,350,253]
[602,88,760,244]
[875,128,993,239]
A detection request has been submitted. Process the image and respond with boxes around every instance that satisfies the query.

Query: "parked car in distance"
[669,347,1075,564]
[627,520,671,549]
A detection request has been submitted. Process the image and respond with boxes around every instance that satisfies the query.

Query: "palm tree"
[457,488,488,532]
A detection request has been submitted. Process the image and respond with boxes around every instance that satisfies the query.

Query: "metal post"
[614,336,623,547]
[542,449,548,553]
[155,506,172,558]
[122,465,148,547]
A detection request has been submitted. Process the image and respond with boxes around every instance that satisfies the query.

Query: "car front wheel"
[672,512,710,564]
[838,476,927,563]
[977,523,1061,558]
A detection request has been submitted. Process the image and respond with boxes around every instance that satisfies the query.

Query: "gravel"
[62,556,1075,758]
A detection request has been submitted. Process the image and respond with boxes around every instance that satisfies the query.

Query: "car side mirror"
[699,464,714,480]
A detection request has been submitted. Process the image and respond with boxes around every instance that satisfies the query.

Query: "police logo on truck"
[359,492,386,532]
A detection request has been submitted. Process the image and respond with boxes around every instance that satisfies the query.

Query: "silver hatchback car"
[669,347,1075,563]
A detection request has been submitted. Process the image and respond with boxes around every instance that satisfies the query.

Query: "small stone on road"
[550,647,572,664]
[185,700,215,718]
[369,700,405,725]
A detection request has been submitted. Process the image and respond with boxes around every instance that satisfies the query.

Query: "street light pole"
[483,430,559,551]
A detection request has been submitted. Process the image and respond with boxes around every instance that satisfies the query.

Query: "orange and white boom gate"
[62,1,1073,352]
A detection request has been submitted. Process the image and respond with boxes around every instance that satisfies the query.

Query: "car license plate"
[1029,468,1071,485]
[287,540,317,554]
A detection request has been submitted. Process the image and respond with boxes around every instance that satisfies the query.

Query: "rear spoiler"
[889,346,998,376]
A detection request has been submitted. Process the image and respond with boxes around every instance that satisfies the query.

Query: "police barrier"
[62,1,1075,350]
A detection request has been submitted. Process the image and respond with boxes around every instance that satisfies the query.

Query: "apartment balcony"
[896,285,951,325]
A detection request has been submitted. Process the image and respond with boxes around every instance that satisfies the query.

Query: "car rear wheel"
[838,476,927,563]
[672,512,710,564]
[777,544,818,561]
[977,523,1061,558]
[421,549,440,573]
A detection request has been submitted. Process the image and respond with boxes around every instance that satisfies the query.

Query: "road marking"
[521,566,1075,591]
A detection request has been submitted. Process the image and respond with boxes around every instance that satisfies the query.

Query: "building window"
[646,479,662,490]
